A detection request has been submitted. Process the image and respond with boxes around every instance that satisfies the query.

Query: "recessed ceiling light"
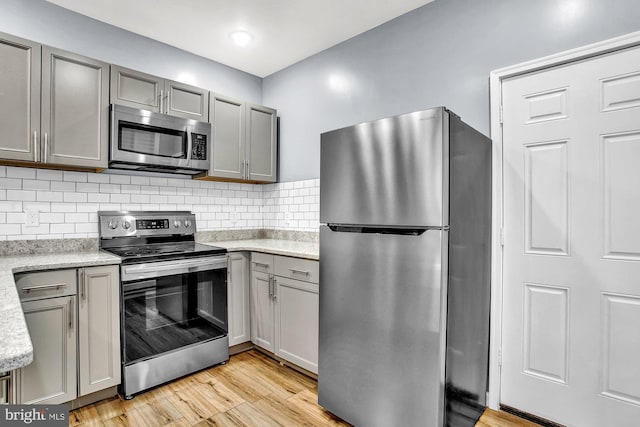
[229,30,252,47]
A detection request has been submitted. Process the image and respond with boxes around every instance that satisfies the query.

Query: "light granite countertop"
[201,239,319,260]
[0,251,121,372]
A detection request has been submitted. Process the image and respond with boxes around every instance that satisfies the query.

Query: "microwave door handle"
[186,129,193,161]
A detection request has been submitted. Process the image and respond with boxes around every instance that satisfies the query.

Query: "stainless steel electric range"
[98,211,229,399]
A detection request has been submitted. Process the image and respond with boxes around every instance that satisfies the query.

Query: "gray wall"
[264,0,640,182]
[0,0,262,103]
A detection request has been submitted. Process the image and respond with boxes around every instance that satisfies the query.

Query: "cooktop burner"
[103,242,226,263]
[98,211,227,264]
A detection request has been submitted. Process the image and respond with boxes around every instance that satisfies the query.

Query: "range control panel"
[99,211,196,238]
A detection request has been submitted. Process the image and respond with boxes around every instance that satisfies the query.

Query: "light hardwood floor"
[70,349,540,426]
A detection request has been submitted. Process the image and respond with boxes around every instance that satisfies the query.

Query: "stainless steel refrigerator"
[318,107,491,427]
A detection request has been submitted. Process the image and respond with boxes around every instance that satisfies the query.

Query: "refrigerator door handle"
[327,225,445,235]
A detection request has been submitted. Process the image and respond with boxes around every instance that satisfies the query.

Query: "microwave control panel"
[191,133,207,160]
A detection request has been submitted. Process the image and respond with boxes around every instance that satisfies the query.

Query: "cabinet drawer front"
[251,252,274,274]
[274,256,319,284]
[14,269,77,301]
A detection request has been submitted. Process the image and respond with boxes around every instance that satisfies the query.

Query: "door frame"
[487,30,640,409]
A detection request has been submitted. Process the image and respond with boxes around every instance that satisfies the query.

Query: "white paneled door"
[501,45,640,426]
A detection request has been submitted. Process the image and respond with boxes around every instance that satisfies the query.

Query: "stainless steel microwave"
[109,104,211,175]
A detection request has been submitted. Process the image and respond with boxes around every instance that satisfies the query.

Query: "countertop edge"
[0,252,122,372]
[200,239,319,260]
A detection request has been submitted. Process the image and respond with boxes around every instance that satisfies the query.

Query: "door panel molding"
[489,30,640,410]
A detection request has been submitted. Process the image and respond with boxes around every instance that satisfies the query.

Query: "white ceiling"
[45,0,434,78]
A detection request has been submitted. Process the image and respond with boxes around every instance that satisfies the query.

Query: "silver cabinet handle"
[158,90,164,113]
[68,297,74,331]
[22,283,66,293]
[33,131,38,162]
[272,277,277,301]
[253,261,270,269]
[246,160,250,179]
[78,269,85,299]
[288,268,310,276]
[268,276,273,298]
[165,91,170,114]
[43,132,48,163]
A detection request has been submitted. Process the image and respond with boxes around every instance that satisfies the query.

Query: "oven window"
[119,121,187,159]
[122,268,227,364]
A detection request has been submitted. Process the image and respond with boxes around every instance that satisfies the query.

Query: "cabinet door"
[18,296,77,404]
[165,80,208,121]
[41,47,109,168]
[0,33,41,161]
[110,65,162,112]
[246,103,277,182]
[250,270,275,352]
[78,266,120,396]
[209,94,245,180]
[274,276,319,373]
[228,252,251,346]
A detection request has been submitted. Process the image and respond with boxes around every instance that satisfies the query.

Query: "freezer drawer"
[320,107,448,227]
[318,225,448,427]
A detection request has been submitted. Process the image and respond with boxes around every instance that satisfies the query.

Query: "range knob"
[108,220,118,229]
[184,220,192,228]
[174,220,182,228]
[122,220,131,230]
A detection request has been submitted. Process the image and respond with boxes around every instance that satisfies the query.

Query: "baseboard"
[500,404,566,427]
[69,386,118,410]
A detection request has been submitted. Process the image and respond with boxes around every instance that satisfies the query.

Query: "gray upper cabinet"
[111,65,209,121]
[208,94,277,183]
[0,33,41,162]
[42,47,109,168]
[0,32,108,169]
[247,103,277,182]
[209,94,245,180]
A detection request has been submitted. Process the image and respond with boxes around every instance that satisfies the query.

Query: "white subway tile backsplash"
[8,190,36,201]
[100,184,120,194]
[37,169,62,181]
[109,175,130,184]
[110,194,131,204]
[87,173,110,183]
[88,193,110,203]
[77,183,99,193]
[37,191,63,202]
[7,167,35,179]
[64,192,88,203]
[63,171,87,182]
[23,180,50,191]
[51,181,76,192]
[0,178,22,189]
[0,167,321,238]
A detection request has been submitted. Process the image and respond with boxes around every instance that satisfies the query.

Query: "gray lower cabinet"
[250,253,276,352]
[250,252,319,374]
[208,94,277,183]
[110,65,209,121]
[227,252,251,346]
[0,32,108,169]
[18,295,77,404]
[13,265,120,405]
[78,266,120,396]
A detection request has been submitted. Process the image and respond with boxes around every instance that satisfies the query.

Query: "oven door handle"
[121,256,227,282]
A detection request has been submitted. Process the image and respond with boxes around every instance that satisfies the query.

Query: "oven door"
[121,255,227,365]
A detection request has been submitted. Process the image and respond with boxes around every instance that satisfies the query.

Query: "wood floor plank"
[70,349,538,427]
